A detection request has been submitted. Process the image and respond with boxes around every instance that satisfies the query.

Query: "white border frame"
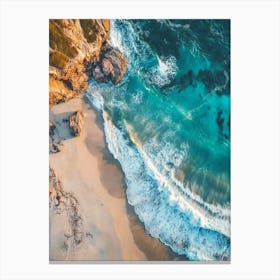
[1,0,279,279]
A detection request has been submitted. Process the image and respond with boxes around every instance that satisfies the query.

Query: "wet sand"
[49,96,187,261]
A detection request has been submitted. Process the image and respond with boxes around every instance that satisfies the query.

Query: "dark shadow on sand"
[83,95,189,261]
[51,111,76,141]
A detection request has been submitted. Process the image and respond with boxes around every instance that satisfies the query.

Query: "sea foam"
[85,19,230,261]
[86,83,230,261]
[109,19,177,88]
[148,55,178,87]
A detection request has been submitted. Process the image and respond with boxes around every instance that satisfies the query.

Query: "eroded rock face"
[49,77,77,105]
[49,19,128,106]
[49,19,110,106]
[69,110,84,137]
[92,44,128,84]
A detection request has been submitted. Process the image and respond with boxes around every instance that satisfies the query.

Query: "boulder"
[69,110,84,137]
[92,43,128,85]
[104,47,128,84]
[92,65,109,83]
[50,143,61,153]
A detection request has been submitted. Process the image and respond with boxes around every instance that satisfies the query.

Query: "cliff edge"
[49,19,127,106]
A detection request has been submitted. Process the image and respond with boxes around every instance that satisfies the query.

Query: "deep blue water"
[86,19,230,261]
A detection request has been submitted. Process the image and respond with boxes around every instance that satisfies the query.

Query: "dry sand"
[49,96,186,261]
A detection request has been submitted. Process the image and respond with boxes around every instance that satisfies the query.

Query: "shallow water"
[86,19,230,261]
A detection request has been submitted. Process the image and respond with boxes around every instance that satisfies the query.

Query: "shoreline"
[49,95,188,261]
[85,95,189,261]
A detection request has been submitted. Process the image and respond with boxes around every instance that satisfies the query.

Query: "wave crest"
[86,85,230,261]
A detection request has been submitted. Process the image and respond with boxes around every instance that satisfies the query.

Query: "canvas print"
[49,19,230,261]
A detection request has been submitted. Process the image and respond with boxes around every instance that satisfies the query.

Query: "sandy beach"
[49,96,185,261]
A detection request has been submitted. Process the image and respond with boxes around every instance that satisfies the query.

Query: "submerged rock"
[69,110,84,136]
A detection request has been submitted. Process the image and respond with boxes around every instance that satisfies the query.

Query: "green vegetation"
[49,51,68,68]
[49,20,78,60]
[80,19,99,43]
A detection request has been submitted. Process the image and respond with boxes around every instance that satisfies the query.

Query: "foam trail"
[86,84,230,260]
[126,122,230,237]
[85,19,231,260]
[148,55,178,87]
[101,109,230,260]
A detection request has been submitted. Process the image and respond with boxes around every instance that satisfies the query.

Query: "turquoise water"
[86,19,230,261]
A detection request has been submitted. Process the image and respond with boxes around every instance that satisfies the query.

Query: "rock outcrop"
[49,19,127,106]
[49,77,76,105]
[49,19,109,105]
[91,43,128,84]
[49,167,84,245]
[49,121,64,153]
[69,110,84,137]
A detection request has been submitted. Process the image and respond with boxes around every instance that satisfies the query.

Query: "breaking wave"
[86,19,230,261]
[86,83,230,261]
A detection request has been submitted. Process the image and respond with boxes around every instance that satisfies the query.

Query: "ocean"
[86,19,230,261]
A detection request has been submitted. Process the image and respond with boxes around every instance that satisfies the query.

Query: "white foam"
[148,55,178,87]
[85,20,231,260]
[131,90,143,104]
[87,86,230,260]
[86,87,104,111]
[109,20,151,69]
[109,20,178,89]
[213,70,229,92]
[189,39,203,57]
[101,111,230,260]
[165,20,190,31]
[109,20,131,59]
[86,81,230,260]
[128,125,230,237]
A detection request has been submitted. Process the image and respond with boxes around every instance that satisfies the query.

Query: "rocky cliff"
[49,19,127,106]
